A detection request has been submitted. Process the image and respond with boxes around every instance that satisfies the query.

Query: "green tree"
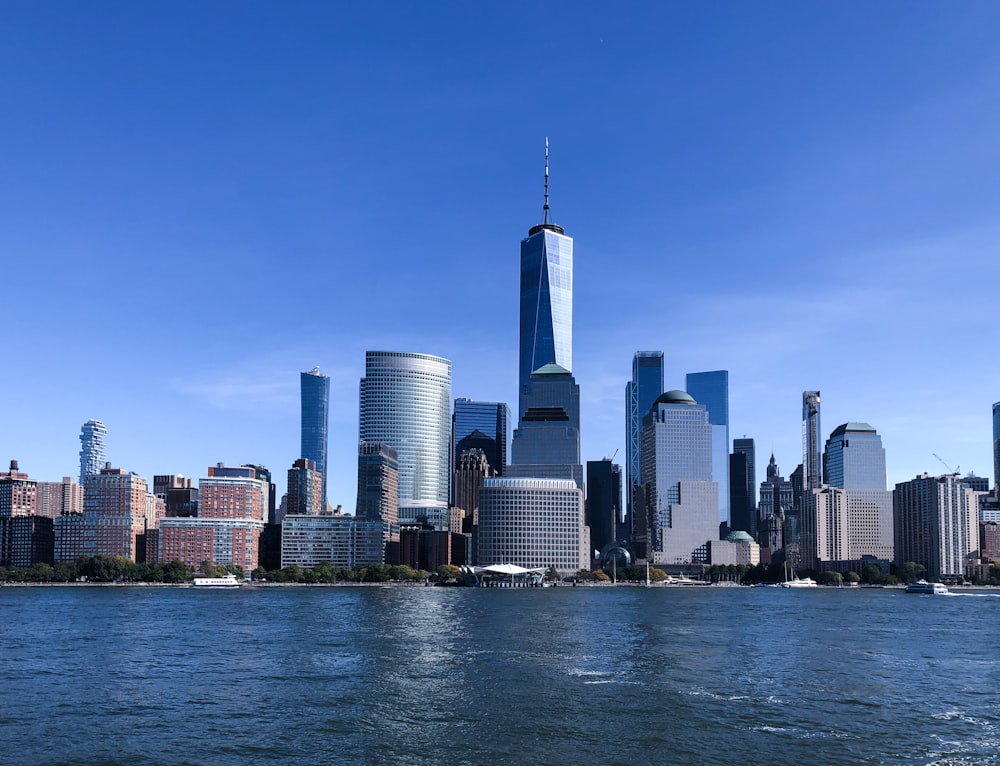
[898,561,927,584]
[862,563,885,585]
[436,564,461,580]
[816,570,843,586]
[844,570,861,584]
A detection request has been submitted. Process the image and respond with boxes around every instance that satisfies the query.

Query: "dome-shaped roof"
[654,390,697,406]
[726,531,754,543]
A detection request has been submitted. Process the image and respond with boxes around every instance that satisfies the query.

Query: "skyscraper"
[824,422,887,490]
[686,371,730,524]
[893,474,979,580]
[356,442,399,531]
[803,423,894,569]
[301,367,330,510]
[452,399,509,476]
[519,140,573,418]
[78,419,107,484]
[287,458,323,516]
[641,390,718,564]
[802,391,822,490]
[626,351,664,541]
[730,438,756,537]
[993,401,1000,490]
[359,351,451,511]
[586,459,622,557]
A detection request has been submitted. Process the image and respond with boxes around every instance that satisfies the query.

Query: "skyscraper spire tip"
[543,137,550,224]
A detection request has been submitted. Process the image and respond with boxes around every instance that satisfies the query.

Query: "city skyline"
[3,4,999,508]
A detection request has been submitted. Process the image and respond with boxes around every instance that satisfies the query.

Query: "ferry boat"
[904,579,949,595]
[192,574,241,588]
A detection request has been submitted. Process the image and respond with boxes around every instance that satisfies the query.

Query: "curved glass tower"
[300,367,330,509]
[359,352,452,508]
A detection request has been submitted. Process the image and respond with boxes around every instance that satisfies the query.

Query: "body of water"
[1,585,998,765]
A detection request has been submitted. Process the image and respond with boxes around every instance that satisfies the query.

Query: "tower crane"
[932,454,960,475]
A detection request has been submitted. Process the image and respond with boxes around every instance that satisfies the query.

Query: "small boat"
[904,579,949,595]
[192,574,241,588]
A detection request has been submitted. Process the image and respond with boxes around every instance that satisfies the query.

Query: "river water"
[1,585,998,765]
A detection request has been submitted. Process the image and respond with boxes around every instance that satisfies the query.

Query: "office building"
[287,458,323,516]
[686,371,730,524]
[893,473,979,580]
[1,460,51,566]
[519,141,573,417]
[730,438,756,537]
[586,459,622,559]
[626,351,665,545]
[359,351,451,513]
[758,455,794,551]
[640,391,718,565]
[802,392,822,490]
[356,441,399,556]
[78,419,107,484]
[478,478,588,575]
[301,367,330,510]
[452,399,509,476]
[802,422,894,570]
[823,422,886,490]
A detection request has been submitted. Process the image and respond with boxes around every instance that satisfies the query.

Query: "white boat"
[904,579,949,595]
[192,574,241,587]
[779,562,818,588]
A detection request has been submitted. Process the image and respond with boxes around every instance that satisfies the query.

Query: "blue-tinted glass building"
[508,363,583,489]
[359,351,452,509]
[452,399,509,476]
[519,216,572,418]
[993,402,1000,489]
[626,352,664,534]
[685,371,730,524]
[300,368,330,510]
[823,422,886,490]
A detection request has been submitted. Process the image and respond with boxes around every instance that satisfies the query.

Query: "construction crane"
[604,448,619,462]
[932,453,960,475]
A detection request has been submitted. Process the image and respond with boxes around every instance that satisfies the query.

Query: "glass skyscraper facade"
[993,402,1000,489]
[730,438,756,537]
[519,223,573,418]
[686,370,730,524]
[300,367,330,510]
[640,390,717,564]
[78,419,107,485]
[626,351,664,536]
[359,351,451,509]
[823,422,887,490]
[452,399,509,476]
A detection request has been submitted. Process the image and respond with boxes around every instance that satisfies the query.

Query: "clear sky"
[2,1,998,509]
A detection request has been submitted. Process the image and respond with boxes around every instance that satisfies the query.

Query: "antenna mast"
[543,137,550,224]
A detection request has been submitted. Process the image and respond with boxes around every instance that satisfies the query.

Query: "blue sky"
[2,2,998,508]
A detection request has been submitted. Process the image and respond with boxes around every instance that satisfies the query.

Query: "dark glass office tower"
[626,352,664,542]
[452,399,510,476]
[586,459,622,557]
[519,141,573,418]
[301,368,330,510]
[730,438,756,537]
[686,371,730,524]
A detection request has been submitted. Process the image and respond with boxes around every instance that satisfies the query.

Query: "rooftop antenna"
[543,137,550,224]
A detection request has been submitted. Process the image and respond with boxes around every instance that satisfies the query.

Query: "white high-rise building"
[78,420,107,484]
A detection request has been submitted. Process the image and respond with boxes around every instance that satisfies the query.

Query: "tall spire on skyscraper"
[543,136,550,225]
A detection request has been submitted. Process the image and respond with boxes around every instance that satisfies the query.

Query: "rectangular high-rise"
[730,438,756,537]
[686,371,730,524]
[301,368,330,511]
[626,351,664,543]
[893,474,979,580]
[452,399,509,477]
[586,459,622,557]
[803,391,822,490]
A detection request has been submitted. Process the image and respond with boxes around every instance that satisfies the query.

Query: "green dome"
[726,531,754,543]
